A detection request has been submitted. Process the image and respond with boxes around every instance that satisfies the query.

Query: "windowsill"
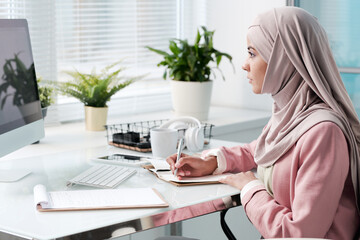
[0,106,271,161]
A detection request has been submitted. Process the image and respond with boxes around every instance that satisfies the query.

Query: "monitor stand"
[0,169,31,182]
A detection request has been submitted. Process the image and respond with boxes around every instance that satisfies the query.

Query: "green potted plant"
[52,61,143,131]
[37,77,54,118]
[0,53,38,110]
[146,26,233,120]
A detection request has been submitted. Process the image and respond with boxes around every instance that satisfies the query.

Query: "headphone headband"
[158,116,204,152]
[160,116,202,129]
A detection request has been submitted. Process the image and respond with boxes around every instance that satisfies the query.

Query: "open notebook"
[146,159,232,186]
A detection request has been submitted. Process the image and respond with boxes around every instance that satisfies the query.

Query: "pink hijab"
[248,7,360,211]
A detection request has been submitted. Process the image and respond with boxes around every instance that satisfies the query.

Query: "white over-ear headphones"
[160,116,204,152]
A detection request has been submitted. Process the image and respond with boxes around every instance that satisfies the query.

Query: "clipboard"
[143,165,232,187]
[34,184,168,212]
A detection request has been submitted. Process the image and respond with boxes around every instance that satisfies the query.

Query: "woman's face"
[242,37,267,94]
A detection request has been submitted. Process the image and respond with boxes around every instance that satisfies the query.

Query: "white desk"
[0,140,241,240]
[0,107,269,239]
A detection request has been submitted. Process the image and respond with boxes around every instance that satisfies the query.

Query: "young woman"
[167,7,360,239]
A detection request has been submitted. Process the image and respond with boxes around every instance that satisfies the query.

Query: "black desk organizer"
[105,119,214,153]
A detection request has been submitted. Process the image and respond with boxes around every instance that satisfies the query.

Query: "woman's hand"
[166,153,217,178]
[219,171,257,190]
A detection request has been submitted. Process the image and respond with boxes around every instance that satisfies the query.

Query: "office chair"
[220,209,237,240]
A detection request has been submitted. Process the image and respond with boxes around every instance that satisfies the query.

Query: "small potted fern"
[146,26,233,120]
[52,61,142,131]
[37,77,54,118]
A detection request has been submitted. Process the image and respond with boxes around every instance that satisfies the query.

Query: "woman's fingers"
[166,153,189,173]
[174,156,196,168]
[166,153,178,172]
[167,154,217,178]
[219,171,257,190]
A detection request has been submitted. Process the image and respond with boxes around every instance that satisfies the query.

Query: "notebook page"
[34,185,166,209]
[154,171,233,183]
[148,158,171,171]
[50,188,165,209]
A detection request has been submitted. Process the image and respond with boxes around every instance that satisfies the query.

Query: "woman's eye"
[248,51,255,57]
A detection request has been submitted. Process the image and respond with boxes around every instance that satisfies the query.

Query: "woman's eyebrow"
[247,46,256,51]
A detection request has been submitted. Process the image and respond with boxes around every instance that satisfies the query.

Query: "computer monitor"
[0,19,45,182]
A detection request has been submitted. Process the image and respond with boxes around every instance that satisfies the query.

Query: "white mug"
[150,128,178,159]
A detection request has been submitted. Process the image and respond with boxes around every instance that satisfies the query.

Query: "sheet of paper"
[33,184,167,209]
[33,184,50,207]
[154,171,233,183]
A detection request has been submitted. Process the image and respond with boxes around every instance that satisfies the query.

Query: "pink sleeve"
[219,140,258,172]
[241,122,349,238]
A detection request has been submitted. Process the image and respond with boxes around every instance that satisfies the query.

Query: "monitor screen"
[0,19,44,180]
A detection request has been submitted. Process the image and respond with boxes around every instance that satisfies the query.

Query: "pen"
[174,138,184,176]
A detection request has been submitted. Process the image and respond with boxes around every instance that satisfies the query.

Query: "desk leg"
[170,222,182,236]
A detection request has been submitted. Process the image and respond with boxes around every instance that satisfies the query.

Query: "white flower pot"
[170,80,213,121]
[84,106,108,131]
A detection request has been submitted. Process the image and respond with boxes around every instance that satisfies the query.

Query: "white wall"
[206,0,286,111]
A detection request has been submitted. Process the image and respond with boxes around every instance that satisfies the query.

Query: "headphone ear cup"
[184,127,195,152]
[185,127,204,152]
[195,128,205,151]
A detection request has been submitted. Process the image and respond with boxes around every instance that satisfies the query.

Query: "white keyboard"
[67,164,137,189]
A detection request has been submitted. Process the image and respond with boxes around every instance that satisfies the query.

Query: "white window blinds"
[0,0,57,84]
[0,0,207,122]
[55,0,178,72]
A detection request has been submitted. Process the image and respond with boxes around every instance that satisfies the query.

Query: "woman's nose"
[242,62,249,71]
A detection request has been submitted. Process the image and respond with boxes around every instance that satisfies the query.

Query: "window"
[0,0,207,123]
[0,0,57,87]
[297,0,360,117]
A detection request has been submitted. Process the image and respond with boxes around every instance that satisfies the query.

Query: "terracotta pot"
[170,80,213,121]
[84,106,108,131]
